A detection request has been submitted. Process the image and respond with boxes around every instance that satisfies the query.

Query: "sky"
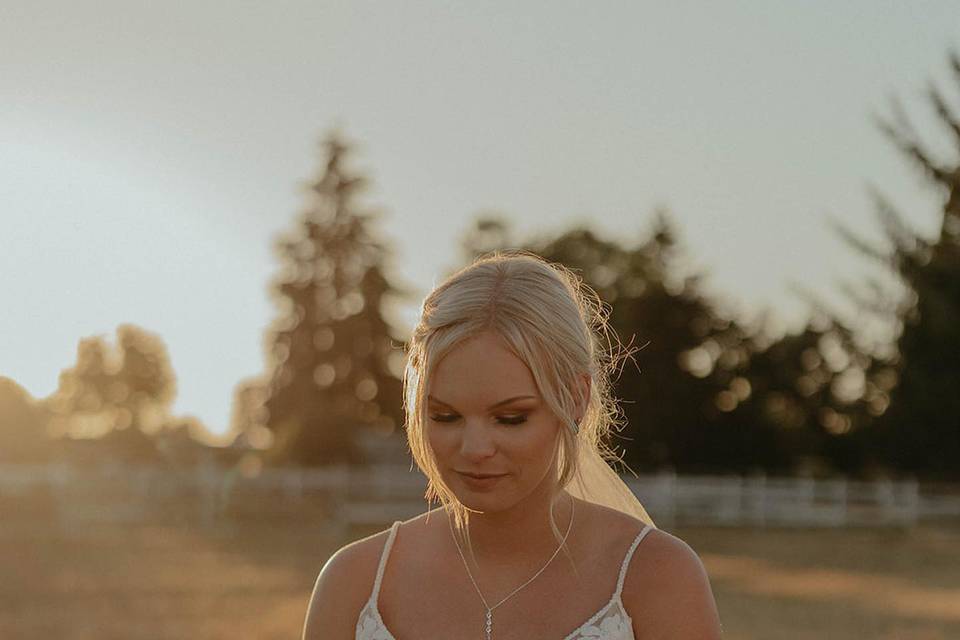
[2,2,958,437]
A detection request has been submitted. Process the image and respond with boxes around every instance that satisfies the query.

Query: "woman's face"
[426,331,563,513]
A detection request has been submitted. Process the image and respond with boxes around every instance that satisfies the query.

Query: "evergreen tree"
[261,131,405,466]
[831,52,960,478]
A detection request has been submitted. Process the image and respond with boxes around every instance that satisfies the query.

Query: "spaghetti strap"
[614,524,653,598]
[370,521,403,606]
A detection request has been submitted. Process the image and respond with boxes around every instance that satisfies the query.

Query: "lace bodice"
[356,520,653,640]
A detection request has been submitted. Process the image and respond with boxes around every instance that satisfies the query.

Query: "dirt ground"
[2,515,958,639]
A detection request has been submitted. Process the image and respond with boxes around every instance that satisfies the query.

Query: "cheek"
[425,423,454,459]
[514,421,562,467]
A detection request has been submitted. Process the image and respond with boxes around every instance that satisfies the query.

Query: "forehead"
[429,333,539,404]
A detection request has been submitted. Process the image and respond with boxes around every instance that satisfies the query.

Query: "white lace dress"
[356,520,653,640]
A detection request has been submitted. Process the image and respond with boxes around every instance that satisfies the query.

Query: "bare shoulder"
[621,528,723,639]
[301,526,394,640]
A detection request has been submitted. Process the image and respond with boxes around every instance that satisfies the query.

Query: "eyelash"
[429,414,528,426]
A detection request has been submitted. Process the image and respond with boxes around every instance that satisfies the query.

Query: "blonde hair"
[404,250,632,557]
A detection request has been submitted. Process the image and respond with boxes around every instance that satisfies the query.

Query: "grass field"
[2,515,958,639]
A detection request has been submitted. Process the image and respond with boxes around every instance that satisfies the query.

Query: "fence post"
[735,475,750,525]
[47,463,72,533]
[800,477,814,525]
[748,473,766,527]
[900,478,919,527]
[877,478,895,525]
[196,460,219,528]
[283,467,304,500]
[662,470,676,528]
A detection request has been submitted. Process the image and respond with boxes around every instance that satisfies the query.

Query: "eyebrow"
[427,394,538,411]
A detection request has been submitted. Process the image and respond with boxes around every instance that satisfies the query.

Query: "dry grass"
[2,514,958,639]
[682,525,960,640]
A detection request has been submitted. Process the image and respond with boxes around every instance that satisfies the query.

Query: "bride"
[303,251,722,639]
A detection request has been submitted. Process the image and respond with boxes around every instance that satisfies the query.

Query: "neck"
[456,483,576,567]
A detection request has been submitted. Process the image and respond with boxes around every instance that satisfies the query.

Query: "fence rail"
[1,462,955,531]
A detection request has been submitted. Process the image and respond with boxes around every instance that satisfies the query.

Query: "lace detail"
[357,600,393,640]
[355,521,652,640]
[562,601,633,640]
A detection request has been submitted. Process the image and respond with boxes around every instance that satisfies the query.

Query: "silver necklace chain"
[448,497,575,640]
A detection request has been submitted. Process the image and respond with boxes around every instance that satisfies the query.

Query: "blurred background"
[2,2,959,638]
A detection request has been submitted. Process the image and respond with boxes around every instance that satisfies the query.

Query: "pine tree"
[832,52,960,478]
[261,131,405,466]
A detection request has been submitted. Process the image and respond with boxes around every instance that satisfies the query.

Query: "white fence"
[1,462,956,531]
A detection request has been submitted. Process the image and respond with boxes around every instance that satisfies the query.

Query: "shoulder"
[301,526,395,640]
[621,528,723,639]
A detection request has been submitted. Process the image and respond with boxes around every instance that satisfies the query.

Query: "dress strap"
[615,524,653,598]
[371,521,403,605]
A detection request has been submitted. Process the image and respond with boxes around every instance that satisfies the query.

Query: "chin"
[445,473,516,511]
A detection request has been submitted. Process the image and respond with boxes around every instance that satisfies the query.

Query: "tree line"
[2,53,958,480]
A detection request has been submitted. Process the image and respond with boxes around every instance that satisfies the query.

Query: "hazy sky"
[2,2,957,436]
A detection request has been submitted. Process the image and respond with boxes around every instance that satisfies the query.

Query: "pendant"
[485,609,492,640]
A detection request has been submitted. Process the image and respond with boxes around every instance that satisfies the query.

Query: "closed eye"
[427,413,528,426]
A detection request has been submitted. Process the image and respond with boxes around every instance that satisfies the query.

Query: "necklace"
[448,496,575,640]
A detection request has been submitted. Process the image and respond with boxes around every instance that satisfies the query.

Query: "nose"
[459,418,497,461]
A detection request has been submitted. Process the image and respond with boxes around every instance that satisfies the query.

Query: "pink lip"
[456,471,507,490]
[456,471,506,479]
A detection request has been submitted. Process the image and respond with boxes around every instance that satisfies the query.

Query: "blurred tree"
[114,324,178,433]
[461,212,792,473]
[723,314,877,477]
[154,415,214,465]
[261,131,405,466]
[460,216,514,257]
[94,423,162,464]
[0,376,52,462]
[45,334,120,438]
[828,51,960,479]
[228,375,271,446]
[44,324,177,439]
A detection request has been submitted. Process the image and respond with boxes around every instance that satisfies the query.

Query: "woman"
[303,252,722,639]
